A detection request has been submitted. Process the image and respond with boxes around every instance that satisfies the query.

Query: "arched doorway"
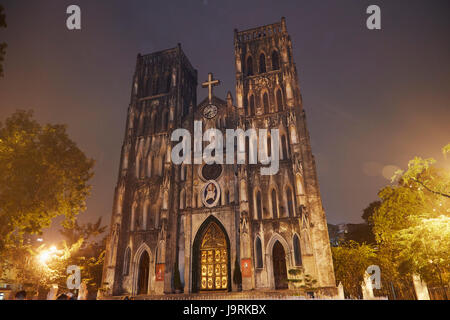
[137,251,150,295]
[273,241,288,289]
[192,217,231,292]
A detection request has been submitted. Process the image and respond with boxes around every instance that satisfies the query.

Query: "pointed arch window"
[259,53,266,73]
[244,96,248,115]
[145,202,152,229]
[249,95,255,116]
[256,191,262,220]
[281,135,288,160]
[263,92,269,114]
[293,234,302,266]
[166,76,171,93]
[271,189,278,219]
[152,76,159,95]
[123,247,131,275]
[151,113,157,134]
[255,237,263,268]
[246,56,253,76]
[162,111,169,131]
[272,51,280,70]
[276,89,283,111]
[286,187,294,217]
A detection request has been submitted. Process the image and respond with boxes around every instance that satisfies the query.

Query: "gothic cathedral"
[102,18,337,297]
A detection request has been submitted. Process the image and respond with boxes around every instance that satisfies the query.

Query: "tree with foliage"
[287,268,318,296]
[331,241,377,298]
[0,217,107,297]
[59,217,107,248]
[59,217,107,293]
[362,201,381,225]
[0,110,94,256]
[0,5,7,77]
[371,144,450,292]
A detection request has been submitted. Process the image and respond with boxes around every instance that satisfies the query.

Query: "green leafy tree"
[362,201,381,225]
[59,217,107,248]
[0,110,94,255]
[372,144,450,289]
[59,217,107,292]
[0,5,7,77]
[331,241,377,298]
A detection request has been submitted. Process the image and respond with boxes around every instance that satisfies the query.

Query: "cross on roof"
[202,73,220,104]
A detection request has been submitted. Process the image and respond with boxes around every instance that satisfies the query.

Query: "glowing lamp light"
[38,251,51,265]
[37,245,58,265]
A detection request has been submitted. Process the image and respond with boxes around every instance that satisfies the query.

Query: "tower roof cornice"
[234,17,287,44]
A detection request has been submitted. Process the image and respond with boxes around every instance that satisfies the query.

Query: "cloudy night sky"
[1,0,449,240]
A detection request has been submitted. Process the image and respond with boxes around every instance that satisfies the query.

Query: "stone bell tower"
[102,44,197,296]
[234,17,336,291]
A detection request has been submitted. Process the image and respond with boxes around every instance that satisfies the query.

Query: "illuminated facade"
[102,18,336,296]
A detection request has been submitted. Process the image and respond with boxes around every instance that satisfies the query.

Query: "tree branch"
[413,178,450,199]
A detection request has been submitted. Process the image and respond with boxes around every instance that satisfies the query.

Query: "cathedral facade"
[102,18,337,297]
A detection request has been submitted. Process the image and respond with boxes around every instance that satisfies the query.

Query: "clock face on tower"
[203,104,218,119]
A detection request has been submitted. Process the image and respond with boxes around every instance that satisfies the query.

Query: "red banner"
[241,259,252,278]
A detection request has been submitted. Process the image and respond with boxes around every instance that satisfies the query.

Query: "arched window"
[162,111,169,131]
[151,113,157,134]
[144,78,150,97]
[249,95,255,116]
[276,89,283,111]
[166,76,171,93]
[281,135,287,160]
[139,113,146,136]
[293,234,302,266]
[267,136,271,157]
[256,191,262,220]
[244,96,248,115]
[123,247,131,275]
[255,237,263,268]
[272,51,280,70]
[152,76,159,95]
[139,157,145,178]
[271,189,278,219]
[259,53,266,73]
[263,92,269,114]
[286,187,294,217]
[145,202,151,229]
[246,56,253,76]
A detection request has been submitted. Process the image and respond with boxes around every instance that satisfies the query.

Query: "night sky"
[1,1,449,241]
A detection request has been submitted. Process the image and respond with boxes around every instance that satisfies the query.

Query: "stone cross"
[202,73,220,104]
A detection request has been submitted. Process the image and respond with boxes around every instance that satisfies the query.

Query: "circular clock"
[203,104,218,119]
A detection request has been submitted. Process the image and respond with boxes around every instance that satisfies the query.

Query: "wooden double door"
[273,241,288,289]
